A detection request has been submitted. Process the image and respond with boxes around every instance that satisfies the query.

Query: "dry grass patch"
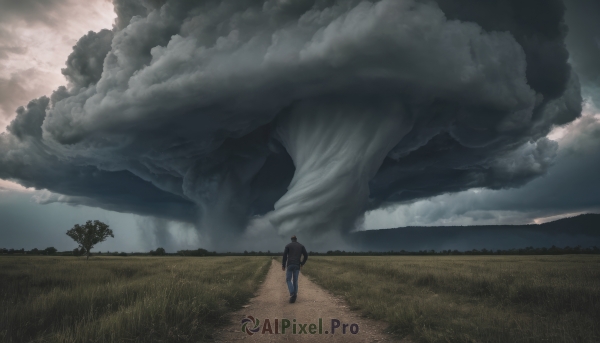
[301,255,600,342]
[0,256,270,342]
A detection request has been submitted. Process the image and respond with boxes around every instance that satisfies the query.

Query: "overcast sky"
[0,0,599,252]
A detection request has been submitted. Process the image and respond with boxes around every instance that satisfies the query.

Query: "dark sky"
[0,0,599,252]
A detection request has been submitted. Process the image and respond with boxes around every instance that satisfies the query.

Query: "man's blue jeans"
[286,264,300,296]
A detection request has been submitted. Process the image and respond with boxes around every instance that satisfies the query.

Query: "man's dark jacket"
[282,241,308,268]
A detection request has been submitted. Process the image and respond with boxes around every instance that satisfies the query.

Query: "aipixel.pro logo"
[241,316,359,336]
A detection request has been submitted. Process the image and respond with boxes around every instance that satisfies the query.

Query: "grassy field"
[0,256,270,343]
[301,255,600,343]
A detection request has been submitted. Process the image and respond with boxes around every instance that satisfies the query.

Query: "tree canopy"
[66,220,114,259]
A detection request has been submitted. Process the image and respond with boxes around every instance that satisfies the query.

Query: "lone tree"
[150,247,166,256]
[43,247,57,255]
[66,220,114,260]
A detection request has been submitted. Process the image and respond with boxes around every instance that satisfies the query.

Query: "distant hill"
[346,213,600,252]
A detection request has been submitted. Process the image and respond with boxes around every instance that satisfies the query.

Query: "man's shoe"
[291,294,297,303]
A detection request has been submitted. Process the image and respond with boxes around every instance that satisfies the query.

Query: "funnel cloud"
[0,0,588,248]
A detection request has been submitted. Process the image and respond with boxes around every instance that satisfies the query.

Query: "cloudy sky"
[0,0,599,252]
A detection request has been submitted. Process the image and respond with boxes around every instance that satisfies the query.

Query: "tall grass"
[301,255,600,342]
[0,256,270,343]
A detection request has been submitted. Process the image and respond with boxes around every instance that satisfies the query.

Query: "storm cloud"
[564,0,600,107]
[0,0,587,247]
[0,0,114,130]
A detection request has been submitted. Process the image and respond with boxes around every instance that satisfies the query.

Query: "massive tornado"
[270,100,410,235]
[0,0,585,249]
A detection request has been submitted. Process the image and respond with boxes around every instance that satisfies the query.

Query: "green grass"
[0,256,271,343]
[301,255,600,343]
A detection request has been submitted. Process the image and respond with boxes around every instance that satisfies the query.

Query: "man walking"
[282,235,308,303]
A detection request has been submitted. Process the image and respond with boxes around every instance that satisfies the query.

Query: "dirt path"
[214,259,404,342]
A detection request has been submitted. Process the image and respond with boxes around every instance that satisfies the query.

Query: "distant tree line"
[316,245,600,256]
[149,247,166,256]
[177,246,600,256]
[0,247,58,255]
[2,245,599,256]
[175,248,280,256]
[0,248,129,256]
